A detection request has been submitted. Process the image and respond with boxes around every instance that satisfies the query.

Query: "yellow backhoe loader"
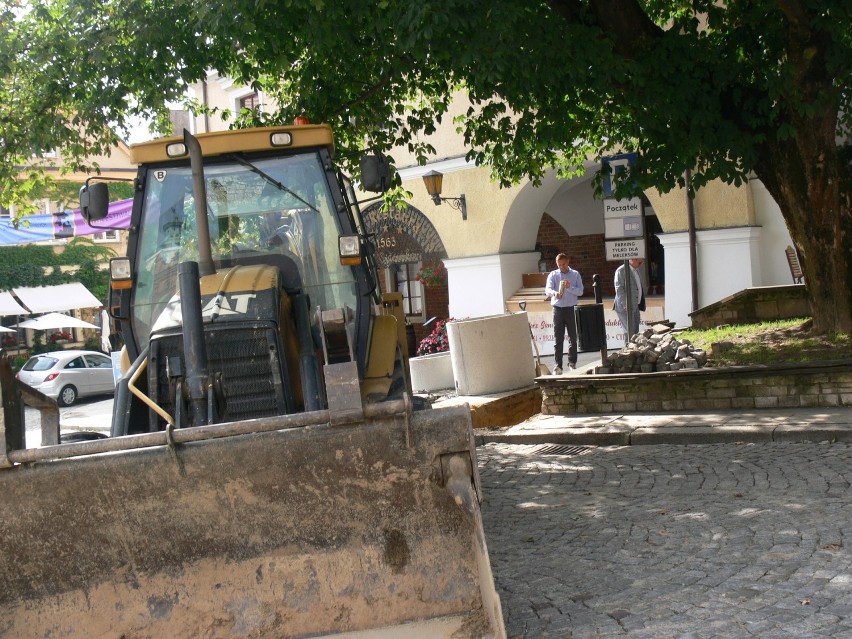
[0,123,505,638]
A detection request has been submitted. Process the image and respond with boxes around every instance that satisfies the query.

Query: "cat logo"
[201,293,257,318]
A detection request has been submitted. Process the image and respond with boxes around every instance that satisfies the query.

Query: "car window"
[84,354,112,368]
[64,357,86,370]
[23,357,57,372]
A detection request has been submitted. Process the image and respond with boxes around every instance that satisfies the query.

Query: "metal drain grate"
[525,444,594,456]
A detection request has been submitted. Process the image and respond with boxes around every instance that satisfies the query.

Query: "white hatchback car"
[17,350,116,406]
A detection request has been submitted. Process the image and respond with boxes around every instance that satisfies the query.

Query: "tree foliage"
[0,238,114,302]
[2,0,850,330]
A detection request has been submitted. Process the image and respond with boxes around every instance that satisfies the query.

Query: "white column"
[658,226,761,328]
[444,252,540,318]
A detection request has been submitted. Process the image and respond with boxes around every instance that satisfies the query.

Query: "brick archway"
[361,202,447,266]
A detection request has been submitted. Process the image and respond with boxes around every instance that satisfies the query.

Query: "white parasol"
[14,312,100,331]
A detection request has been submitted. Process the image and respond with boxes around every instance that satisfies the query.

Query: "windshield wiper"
[226,154,319,213]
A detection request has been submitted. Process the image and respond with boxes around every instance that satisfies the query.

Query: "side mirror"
[80,182,110,221]
[360,154,392,193]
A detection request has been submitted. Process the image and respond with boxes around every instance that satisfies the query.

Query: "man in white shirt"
[544,253,584,375]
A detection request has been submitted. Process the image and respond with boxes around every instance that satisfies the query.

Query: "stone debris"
[600,323,708,374]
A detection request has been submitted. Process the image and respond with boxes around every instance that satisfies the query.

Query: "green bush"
[84,334,103,352]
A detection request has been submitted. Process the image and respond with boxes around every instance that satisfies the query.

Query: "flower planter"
[409,351,454,393]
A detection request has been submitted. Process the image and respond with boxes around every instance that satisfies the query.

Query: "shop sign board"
[605,238,646,261]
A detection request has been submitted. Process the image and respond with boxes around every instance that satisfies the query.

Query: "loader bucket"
[0,403,505,639]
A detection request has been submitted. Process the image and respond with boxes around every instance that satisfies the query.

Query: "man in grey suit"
[613,258,645,340]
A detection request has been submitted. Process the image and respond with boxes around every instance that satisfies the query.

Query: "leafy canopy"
[3,0,847,198]
[3,0,849,332]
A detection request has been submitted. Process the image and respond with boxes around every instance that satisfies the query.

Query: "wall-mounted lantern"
[422,170,467,221]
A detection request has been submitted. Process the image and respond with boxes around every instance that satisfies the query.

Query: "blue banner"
[0,199,132,246]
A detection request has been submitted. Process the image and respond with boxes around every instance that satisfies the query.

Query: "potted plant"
[415,261,447,288]
[416,318,453,356]
[48,330,73,344]
[410,318,456,393]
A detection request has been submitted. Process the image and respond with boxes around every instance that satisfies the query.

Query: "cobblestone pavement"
[478,442,852,638]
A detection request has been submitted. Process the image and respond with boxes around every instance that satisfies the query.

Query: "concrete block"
[612,402,638,412]
[409,352,454,393]
[754,396,780,408]
[798,394,823,407]
[631,425,773,445]
[706,388,736,399]
[448,313,535,395]
[731,397,757,409]
[819,394,841,407]
[773,425,852,443]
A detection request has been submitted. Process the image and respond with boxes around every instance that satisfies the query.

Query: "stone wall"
[689,284,810,329]
[540,360,852,414]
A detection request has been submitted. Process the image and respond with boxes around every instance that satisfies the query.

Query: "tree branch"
[544,0,584,23]
[587,0,664,58]
[547,0,663,58]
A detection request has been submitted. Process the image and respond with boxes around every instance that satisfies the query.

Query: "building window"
[92,230,120,242]
[239,93,260,110]
[391,263,425,321]
[0,204,12,218]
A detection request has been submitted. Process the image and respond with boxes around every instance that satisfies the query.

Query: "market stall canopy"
[0,326,15,333]
[14,313,100,331]
[13,283,102,314]
[0,291,29,316]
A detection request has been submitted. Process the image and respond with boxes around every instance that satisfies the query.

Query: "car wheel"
[58,385,78,407]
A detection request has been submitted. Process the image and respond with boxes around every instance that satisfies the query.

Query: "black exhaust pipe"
[184,129,216,278]
[180,130,215,425]
[180,261,213,426]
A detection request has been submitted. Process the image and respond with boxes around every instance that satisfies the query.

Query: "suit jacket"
[613,264,645,313]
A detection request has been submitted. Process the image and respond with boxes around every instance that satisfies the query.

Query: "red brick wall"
[417,284,449,345]
[377,270,449,348]
[537,213,618,298]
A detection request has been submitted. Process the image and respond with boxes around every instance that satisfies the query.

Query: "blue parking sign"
[602,152,637,198]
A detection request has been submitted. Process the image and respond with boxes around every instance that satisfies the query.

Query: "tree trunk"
[754,109,852,334]
[752,4,851,335]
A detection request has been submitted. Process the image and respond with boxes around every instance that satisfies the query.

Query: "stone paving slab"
[479,441,852,638]
[476,407,852,446]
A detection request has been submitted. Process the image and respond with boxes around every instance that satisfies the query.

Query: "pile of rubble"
[602,322,708,374]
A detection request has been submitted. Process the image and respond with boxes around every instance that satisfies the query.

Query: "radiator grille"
[148,323,289,428]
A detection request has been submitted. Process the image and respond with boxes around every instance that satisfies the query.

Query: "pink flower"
[415,261,447,287]
[416,317,455,356]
